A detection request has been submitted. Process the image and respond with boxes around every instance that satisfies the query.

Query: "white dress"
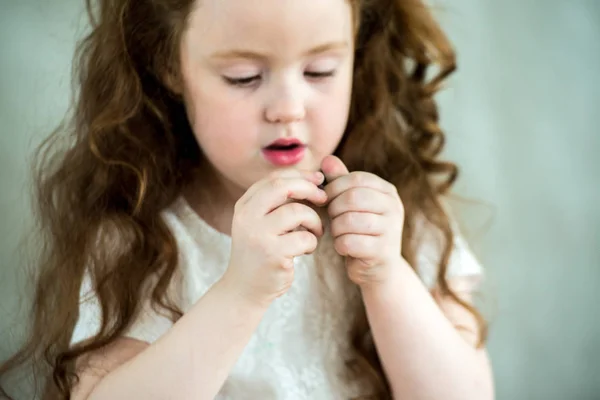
[71,196,483,399]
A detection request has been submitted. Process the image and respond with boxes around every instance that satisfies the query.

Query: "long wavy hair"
[0,0,487,398]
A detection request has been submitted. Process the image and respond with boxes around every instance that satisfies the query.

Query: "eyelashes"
[223,75,260,86]
[223,70,337,88]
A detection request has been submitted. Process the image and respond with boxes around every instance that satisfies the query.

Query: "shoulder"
[70,198,195,346]
[160,196,232,304]
[412,210,484,289]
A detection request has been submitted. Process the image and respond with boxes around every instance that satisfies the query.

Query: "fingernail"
[317,190,328,202]
[316,170,328,189]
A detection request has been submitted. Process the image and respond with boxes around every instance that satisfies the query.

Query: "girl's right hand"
[221,169,327,308]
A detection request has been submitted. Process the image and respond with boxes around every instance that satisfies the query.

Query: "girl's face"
[179,0,355,197]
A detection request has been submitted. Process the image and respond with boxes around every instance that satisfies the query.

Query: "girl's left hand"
[321,155,405,289]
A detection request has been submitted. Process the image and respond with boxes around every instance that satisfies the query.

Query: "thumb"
[320,155,349,184]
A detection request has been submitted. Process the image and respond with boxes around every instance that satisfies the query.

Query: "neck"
[183,165,244,236]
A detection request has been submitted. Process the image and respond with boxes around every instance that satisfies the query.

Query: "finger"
[324,172,398,202]
[328,187,390,218]
[333,234,379,259]
[278,230,319,258]
[267,202,324,237]
[320,155,349,184]
[240,170,325,204]
[330,211,384,238]
[248,177,328,214]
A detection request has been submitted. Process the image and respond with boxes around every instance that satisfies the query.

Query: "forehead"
[184,0,354,57]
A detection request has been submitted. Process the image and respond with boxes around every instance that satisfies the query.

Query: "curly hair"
[0,0,486,398]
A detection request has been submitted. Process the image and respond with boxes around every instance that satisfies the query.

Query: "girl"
[1,0,494,398]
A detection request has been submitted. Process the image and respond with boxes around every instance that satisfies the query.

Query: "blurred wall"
[435,2,600,399]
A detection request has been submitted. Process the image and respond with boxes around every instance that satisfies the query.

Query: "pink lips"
[262,138,306,166]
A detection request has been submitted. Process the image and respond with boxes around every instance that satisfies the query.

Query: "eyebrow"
[209,41,349,61]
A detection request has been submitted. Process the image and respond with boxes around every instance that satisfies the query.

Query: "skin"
[179,0,354,205]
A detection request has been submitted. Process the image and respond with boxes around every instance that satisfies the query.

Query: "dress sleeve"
[415,216,484,289]
[70,272,175,345]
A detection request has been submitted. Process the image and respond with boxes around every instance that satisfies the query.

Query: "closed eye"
[305,70,336,79]
[223,75,261,87]
[223,70,335,87]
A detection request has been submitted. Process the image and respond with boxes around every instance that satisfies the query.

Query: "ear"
[161,67,184,96]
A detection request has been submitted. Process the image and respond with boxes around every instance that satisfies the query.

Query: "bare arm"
[70,338,148,399]
[361,261,494,400]
[72,278,268,400]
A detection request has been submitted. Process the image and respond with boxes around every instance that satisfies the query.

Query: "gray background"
[1,0,599,399]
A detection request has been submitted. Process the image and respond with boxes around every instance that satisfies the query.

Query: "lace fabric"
[71,196,483,399]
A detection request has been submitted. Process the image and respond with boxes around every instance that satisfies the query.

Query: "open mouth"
[262,139,306,166]
[265,143,303,151]
[264,138,304,151]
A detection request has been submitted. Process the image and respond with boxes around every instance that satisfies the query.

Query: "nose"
[264,79,306,124]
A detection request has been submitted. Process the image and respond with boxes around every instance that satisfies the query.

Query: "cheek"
[311,77,352,151]
[185,85,258,158]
